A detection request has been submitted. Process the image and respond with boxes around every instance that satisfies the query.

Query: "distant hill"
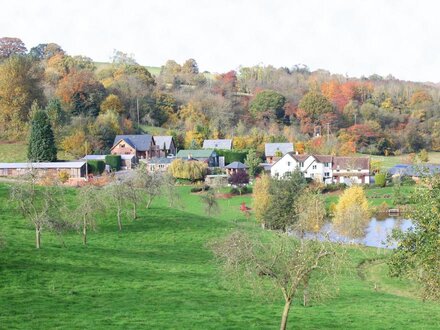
[94,62,162,77]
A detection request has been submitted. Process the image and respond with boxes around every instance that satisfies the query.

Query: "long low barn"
[82,154,137,169]
[0,162,87,179]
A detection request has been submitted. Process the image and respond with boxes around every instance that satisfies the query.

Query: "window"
[287,162,291,166]
[121,143,125,148]
[312,165,317,170]
[300,162,304,167]
[324,172,330,177]
[325,162,331,167]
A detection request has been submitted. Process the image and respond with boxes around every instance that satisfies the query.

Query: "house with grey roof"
[176,149,219,167]
[264,143,294,163]
[203,139,233,150]
[142,157,173,173]
[111,134,157,159]
[154,136,177,156]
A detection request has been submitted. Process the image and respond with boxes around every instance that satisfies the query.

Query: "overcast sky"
[1,0,439,82]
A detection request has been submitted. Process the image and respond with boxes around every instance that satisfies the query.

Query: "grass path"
[0,184,439,329]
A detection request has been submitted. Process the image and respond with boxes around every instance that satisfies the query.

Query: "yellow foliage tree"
[295,191,326,235]
[60,131,91,158]
[253,174,272,228]
[100,94,124,114]
[168,159,207,181]
[184,130,204,149]
[333,186,370,239]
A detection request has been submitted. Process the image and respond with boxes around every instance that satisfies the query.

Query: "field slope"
[0,185,439,329]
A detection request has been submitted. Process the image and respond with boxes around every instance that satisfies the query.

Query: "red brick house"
[111,135,157,159]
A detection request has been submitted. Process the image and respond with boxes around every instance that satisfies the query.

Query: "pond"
[303,217,414,249]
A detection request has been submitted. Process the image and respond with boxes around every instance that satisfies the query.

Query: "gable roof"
[0,162,86,169]
[176,149,216,159]
[225,161,248,169]
[83,154,135,160]
[154,136,174,149]
[287,153,309,162]
[112,135,154,152]
[332,157,369,170]
[147,157,173,165]
[203,139,232,150]
[265,143,294,157]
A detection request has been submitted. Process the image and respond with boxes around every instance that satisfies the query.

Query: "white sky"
[1,0,439,82]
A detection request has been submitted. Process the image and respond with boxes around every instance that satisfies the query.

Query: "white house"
[264,143,294,163]
[270,153,370,185]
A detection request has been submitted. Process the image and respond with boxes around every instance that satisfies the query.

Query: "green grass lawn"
[0,184,439,329]
[369,152,440,169]
[0,142,73,162]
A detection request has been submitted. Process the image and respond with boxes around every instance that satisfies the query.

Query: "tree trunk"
[146,197,152,209]
[280,299,292,330]
[132,202,137,219]
[83,215,87,245]
[35,226,41,249]
[117,208,122,231]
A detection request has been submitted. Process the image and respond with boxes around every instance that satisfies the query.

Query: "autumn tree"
[211,231,343,330]
[60,130,90,158]
[333,186,370,239]
[100,94,124,114]
[57,70,106,116]
[228,171,250,195]
[298,91,334,122]
[27,108,57,162]
[168,159,207,182]
[388,176,440,300]
[29,43,64,60]
[295,190,326,236]
[253,174,272,228]
[0,37,27,59]
[0,55,43,137]
[249,90,286,121]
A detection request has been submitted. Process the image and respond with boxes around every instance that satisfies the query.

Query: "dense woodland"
[1,37,440,158]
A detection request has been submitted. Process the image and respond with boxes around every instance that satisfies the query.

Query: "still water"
[305,217,414,249]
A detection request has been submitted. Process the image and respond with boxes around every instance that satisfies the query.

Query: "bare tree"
[104,179,127,231]
[161,173,183,209]
[211,231,344,330]
[76,184,104,245]
[124,172,143,219]
[9,172,65,248]
[133,164,163,209]
[200,190,219,217]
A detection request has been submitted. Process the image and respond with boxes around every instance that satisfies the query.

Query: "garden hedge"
[87,160,105,174]
[105,155,121,171]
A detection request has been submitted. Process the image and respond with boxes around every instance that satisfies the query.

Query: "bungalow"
[82,154,137,170]
[202,139,233,150]
[270,153,370,185]
[111,134,157,159]
[176,149,219,167]
[143,157,173,173]
[388,164,440,178]
[154,136,177,156]
[265,143,294,163]
[0,162,87,179]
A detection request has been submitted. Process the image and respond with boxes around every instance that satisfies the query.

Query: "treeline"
[1,37,440,157]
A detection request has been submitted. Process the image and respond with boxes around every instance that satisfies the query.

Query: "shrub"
[58,171,70,183]
[401,175,416,186]
[190,185,210,193]
[228,171,250,186]
[87,160,105,174]
[230,186,251,195]
[105,155,121,171]
[374,173,386,187]
[321,183,346,193]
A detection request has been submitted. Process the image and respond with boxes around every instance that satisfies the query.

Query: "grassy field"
[0,184,438,329]
[369,152,440,169]
[0,142,74,162]
[325,185,415,209]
